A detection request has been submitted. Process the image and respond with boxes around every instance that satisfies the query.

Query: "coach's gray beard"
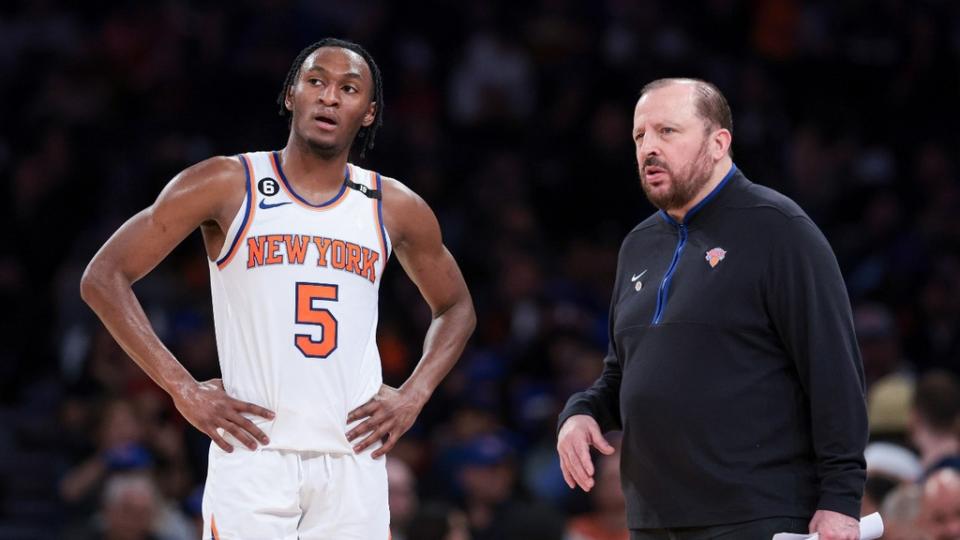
[640,143,713,212]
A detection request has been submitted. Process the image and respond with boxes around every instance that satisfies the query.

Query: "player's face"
[285,47,376,157]
[633,84,716,212]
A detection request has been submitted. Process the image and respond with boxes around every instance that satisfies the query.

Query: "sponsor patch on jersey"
[705,247,727,268]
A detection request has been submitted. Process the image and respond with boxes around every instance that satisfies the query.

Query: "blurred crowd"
[1,0,959,539]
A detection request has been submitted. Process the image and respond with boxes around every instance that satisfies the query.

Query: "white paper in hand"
[771,512,883,540]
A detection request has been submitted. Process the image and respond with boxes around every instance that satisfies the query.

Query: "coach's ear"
[710,128,731,160]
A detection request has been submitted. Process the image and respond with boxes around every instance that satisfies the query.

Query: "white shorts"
[201,444,389,540]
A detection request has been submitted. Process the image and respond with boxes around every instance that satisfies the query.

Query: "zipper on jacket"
[652,224,687,325]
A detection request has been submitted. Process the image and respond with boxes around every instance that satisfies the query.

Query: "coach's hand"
[809,509,859,540]
[173,378,274,453]
[557,414,615,492]
[346,384,422,458]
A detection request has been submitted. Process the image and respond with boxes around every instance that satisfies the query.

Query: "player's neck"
[280,138,350,192]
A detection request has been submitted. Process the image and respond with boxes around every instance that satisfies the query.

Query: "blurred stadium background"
[1,1,959,539]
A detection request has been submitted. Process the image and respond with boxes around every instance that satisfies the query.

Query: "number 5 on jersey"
[295,282,338,358]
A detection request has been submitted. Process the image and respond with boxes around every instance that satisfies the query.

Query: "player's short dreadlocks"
[277,38,383,159]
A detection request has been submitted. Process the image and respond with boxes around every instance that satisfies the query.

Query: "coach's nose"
[636,137,661,165]
[637,132,662,160]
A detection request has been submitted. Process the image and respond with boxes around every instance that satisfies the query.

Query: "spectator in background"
[854,303,912,388]
[388,456,420,540]
[919,468,960,540]
[867,373,915,447]
[917,259,960,369]
[65,472,165,540]
[407,501,471,540]
[448,32,535,126]
[59,399,193,539]
[458,433,563,540]
[860,475,898,517]
[183,486,205,540]
[864,441,922,485]
[880,483,925,540]
[910,371,960,478]
[863,372,923,503]
[60,399,151,511]
[565,453,627,540]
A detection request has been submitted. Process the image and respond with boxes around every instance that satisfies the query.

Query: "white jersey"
[208,150,391,453]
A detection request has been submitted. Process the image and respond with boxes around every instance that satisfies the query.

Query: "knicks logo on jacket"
[246,233,380,283]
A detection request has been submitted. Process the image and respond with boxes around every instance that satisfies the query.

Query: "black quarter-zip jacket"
[559,166,867,529]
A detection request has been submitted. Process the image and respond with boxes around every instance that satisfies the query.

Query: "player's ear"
[361,101,376,127]
[284,86,295,113]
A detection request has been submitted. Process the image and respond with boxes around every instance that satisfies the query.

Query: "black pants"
[630,516,809,540]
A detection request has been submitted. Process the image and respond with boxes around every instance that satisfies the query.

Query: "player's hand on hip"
[172,378,275,453]
[346,384,422,458]
[556,414,615,492]
[809,509,859,540]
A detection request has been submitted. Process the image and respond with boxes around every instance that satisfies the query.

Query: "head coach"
[557,78,868,540]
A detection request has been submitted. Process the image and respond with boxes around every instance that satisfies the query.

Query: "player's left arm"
[347,177,476,458]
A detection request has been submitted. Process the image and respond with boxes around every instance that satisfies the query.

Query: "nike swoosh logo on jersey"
[631,270,648,282]
[259,200,292,210]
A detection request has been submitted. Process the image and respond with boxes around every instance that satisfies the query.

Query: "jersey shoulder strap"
[345,164,381,200]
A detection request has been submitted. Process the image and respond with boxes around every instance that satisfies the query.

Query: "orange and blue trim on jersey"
[373,172,391,269]
[270,151,350,211]
[210,514,221,540]
[216,154,256,269]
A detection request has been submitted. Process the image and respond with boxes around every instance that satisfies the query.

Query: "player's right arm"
[80,156,274,453]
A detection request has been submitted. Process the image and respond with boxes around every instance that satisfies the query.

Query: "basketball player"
[80,39,476,539]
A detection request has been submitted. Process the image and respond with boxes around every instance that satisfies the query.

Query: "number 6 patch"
[258,177,280,196]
